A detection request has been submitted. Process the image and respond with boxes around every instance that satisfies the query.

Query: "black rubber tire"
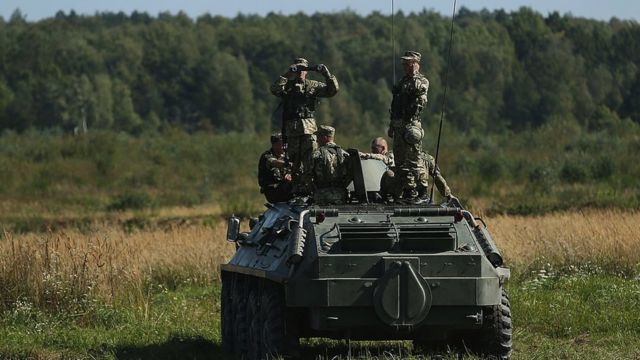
[470,287,513,359]
[232,275,250,359]
[258,281,299,359]
[221,272,235,354]
[247,284,263,360]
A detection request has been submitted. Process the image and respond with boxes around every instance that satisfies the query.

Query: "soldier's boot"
[402,189,418,204]
[416,187,430,204]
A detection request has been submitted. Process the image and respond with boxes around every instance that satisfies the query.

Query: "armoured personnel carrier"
[221,152,512,359]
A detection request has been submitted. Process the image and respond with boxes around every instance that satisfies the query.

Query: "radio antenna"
[430,0,457,203]
[391,0,396,85]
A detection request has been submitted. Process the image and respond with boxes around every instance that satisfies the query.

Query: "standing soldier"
[258,133,293,203]
[304,125,352,205]
[270,58,339,181]
[388,50,429,201]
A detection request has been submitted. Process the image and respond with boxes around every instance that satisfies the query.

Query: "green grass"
[1,272,639,359]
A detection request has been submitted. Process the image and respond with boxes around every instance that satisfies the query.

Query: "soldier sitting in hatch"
[303,125,353,205]
[359,137,394,168]
[258,132,293,203]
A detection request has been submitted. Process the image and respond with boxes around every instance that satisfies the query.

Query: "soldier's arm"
[313,70,339,98]
[411,78,429,116]
[429,160,451,197]
[270,76,288,97]
[359,152,386,162]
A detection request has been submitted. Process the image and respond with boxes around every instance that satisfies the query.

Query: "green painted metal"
[222,199,509,337]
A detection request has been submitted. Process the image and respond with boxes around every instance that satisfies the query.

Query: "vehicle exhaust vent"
[398,224,456,252]
[337,223,397,252]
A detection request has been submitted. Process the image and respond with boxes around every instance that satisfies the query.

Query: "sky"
[1,0,638,22]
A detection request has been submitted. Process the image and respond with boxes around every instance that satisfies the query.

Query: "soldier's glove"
[387,126,394,138]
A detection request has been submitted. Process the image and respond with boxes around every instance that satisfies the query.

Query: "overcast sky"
[1,0,638,22]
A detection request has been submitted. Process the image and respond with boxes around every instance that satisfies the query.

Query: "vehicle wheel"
[469,288,512,359]
[259,281,299,358]
[247,284,263,360]
[232,275,250,359]
[221,272,235,354]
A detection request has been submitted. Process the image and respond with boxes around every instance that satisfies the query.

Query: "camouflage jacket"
[359,151,395,167]
[270,75,339,136]
[390,71,429,127]
[258,149,291,190]
[306,142,352,189]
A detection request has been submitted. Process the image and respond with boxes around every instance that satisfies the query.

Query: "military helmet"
[401,51,421,63]
[270,132,283,144]
[316,125,335,137]
[293,57,309,67]
[403,125,424,145]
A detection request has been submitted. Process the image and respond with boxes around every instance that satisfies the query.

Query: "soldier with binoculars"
[270,57,339,191]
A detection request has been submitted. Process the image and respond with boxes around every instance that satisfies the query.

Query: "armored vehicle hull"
[222,201,512,359]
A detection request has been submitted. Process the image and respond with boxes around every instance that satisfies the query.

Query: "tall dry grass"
[489,209,640,275]
[1,209,639,311]
[0,223,235,311]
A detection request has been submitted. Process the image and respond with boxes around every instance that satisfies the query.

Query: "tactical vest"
[314,144,348,189]
[282,80,318,121]
[390,74,427,123]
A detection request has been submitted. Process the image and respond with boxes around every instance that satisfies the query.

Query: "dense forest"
[0,7,639,135]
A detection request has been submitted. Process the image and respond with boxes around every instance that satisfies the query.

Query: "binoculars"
[289,64,325,73]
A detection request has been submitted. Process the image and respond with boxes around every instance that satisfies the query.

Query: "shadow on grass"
[109,335,230,360]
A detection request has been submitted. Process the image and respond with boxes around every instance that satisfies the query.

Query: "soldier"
[359,137,394,167]
[388,50,429,200]
[270,57,339,180]
[304,125,352,205]
[258,133,293,203]
[416,151,453,202]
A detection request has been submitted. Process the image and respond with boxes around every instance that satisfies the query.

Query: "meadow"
[0,125,639,358]
[1,207,638,359]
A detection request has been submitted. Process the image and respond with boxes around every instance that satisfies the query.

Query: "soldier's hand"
[316,64,331,76]
[387,126,394,138]
[284,174,293,182]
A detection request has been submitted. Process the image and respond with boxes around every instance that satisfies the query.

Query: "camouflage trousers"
[314,187,347,205]
[381,167,450,200]
[391,125,423,192]
[286,134,317,177]
[380,168,422,198]
[262,182,293,204]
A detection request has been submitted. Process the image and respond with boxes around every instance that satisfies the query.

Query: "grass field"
[1,209,639,359]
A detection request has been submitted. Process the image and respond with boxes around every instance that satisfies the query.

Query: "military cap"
[315,125,335,137]
[401,50,421,62]
[270,132,283,144]
[293,57,309,67]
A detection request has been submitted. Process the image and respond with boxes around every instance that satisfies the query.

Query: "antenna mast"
[430,0,457,202]
[391,0,396,84]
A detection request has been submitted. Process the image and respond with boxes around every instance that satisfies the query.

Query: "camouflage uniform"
[416,152,451,199]
[270,58,339,177]
[305,126,352,204]
[389,51,429,196]
[380,151,451,202]
[258,147,293,203]
[360,151,395,167]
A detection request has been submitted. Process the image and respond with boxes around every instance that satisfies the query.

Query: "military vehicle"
[221,152,512,359]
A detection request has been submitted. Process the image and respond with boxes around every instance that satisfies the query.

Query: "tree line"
[0,7,638,135]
